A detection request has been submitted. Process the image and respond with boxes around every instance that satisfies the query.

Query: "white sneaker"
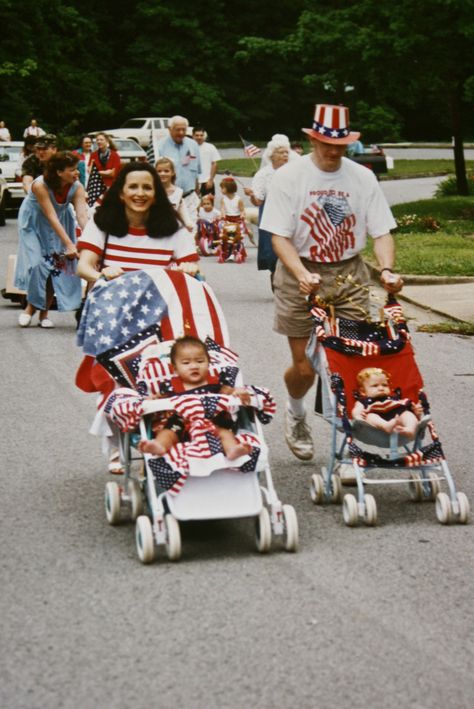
[284,409,314,460]
[18,313,32,327]
[38,318,55,329]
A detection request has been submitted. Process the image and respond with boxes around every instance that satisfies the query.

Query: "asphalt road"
[1,219,473,709]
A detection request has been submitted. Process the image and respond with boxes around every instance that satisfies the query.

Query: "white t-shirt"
[198,142,221,183]
[167,185,183,209]
[251,164,278,201]
[78,220,198,270]
[198,207,220,223]
[221,194,240,217]
[260,155,396,263]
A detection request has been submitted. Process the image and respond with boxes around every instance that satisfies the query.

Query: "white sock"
[287,396,306,418]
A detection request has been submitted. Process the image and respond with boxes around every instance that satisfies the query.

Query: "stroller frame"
[307,300,470,527]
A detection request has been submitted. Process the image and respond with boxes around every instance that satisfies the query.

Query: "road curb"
[365,262,474,285]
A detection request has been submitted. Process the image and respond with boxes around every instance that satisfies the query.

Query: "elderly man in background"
[21,133,57,193]
[192,126,221,197]
[157,115,201,226]
[23,119,46,139]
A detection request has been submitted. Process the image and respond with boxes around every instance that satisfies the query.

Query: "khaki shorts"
[273,255,371,338]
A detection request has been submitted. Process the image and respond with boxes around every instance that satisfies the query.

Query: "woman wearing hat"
[260,103,403,463]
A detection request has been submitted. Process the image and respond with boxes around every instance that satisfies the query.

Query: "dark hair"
[43,151,79,191]
[94,162,181,237]
[192,126,205,134]
[80,134,93,146]
[170,336,209,365]
[221,177,237,194]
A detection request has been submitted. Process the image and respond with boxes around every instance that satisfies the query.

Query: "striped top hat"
[302,104,360,145]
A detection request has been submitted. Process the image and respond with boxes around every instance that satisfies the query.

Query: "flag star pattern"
[86,163,107,207]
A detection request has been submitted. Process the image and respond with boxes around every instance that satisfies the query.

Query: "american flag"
[146,132,155,164]
[86,163,107,207]
[300,198,355,262]
[241,138,261,158]
[76,268,229,391]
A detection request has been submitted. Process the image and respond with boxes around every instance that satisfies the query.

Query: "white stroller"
[77,268,298,562]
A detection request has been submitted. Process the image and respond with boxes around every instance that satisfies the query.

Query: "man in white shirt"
[23,119,46,138]
[192,127,221,196]
[0,121,11,141]
[260,103,402,461]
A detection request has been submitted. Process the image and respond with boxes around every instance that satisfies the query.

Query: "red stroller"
[306,296,470,526]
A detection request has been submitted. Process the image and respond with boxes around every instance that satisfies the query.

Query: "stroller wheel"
[129,479,144,520]
[135,515,155,563]
[282,504,299,552]
[408,473,423,502]
[310,474,324,504]
[165,515,182,561]
[105,481,122,525]
[456,492,470,524]
[435,492,453,525]
[331,474,342,503]
[342,494,358,527]
[363,494,378,526]
[427,472,441,501]
[255,507,272,553]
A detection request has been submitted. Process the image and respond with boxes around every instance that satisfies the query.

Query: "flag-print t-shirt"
[260,154,396,263]
[78,220,199,270]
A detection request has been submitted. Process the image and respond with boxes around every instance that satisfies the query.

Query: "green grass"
[363,197,474,276]
[418,322,474,335]
[388,159,474,179]
[218,158,474,180]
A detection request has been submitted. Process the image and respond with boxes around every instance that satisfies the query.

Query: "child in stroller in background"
[139,335,255,462]
[352,367,422,439]
[217,177,249,263]
[196,194,220,256]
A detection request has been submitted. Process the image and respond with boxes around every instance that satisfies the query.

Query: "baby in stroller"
[138,335,253,461]
[352,367,422,439]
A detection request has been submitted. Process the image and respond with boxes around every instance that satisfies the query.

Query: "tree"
[240,0,474,193]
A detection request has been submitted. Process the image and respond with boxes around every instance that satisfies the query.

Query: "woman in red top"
[91,132,122,189]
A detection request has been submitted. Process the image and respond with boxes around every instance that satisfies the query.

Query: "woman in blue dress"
[14,151,89,328]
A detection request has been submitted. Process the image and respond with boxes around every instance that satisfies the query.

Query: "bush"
[435,174,474,197]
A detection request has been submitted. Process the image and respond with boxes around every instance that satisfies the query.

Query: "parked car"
[92,117,193,148]
[93,117,171,148]
[0,141,25,226]
[347,143,394,177]
[92,137,148,164]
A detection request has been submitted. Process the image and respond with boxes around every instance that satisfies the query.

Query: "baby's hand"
[233,387,252,406]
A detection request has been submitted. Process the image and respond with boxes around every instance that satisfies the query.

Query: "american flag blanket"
[76,268,229,391]
[104,385,275,494]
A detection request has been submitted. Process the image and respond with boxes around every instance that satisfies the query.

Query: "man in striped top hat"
[260,103,403,462]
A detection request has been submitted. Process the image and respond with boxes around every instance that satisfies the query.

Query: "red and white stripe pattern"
[301,204,356,262]
[156,269,229,345]
[340,338,380,356]
[313,104,350,139]
[105,388,144,432]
